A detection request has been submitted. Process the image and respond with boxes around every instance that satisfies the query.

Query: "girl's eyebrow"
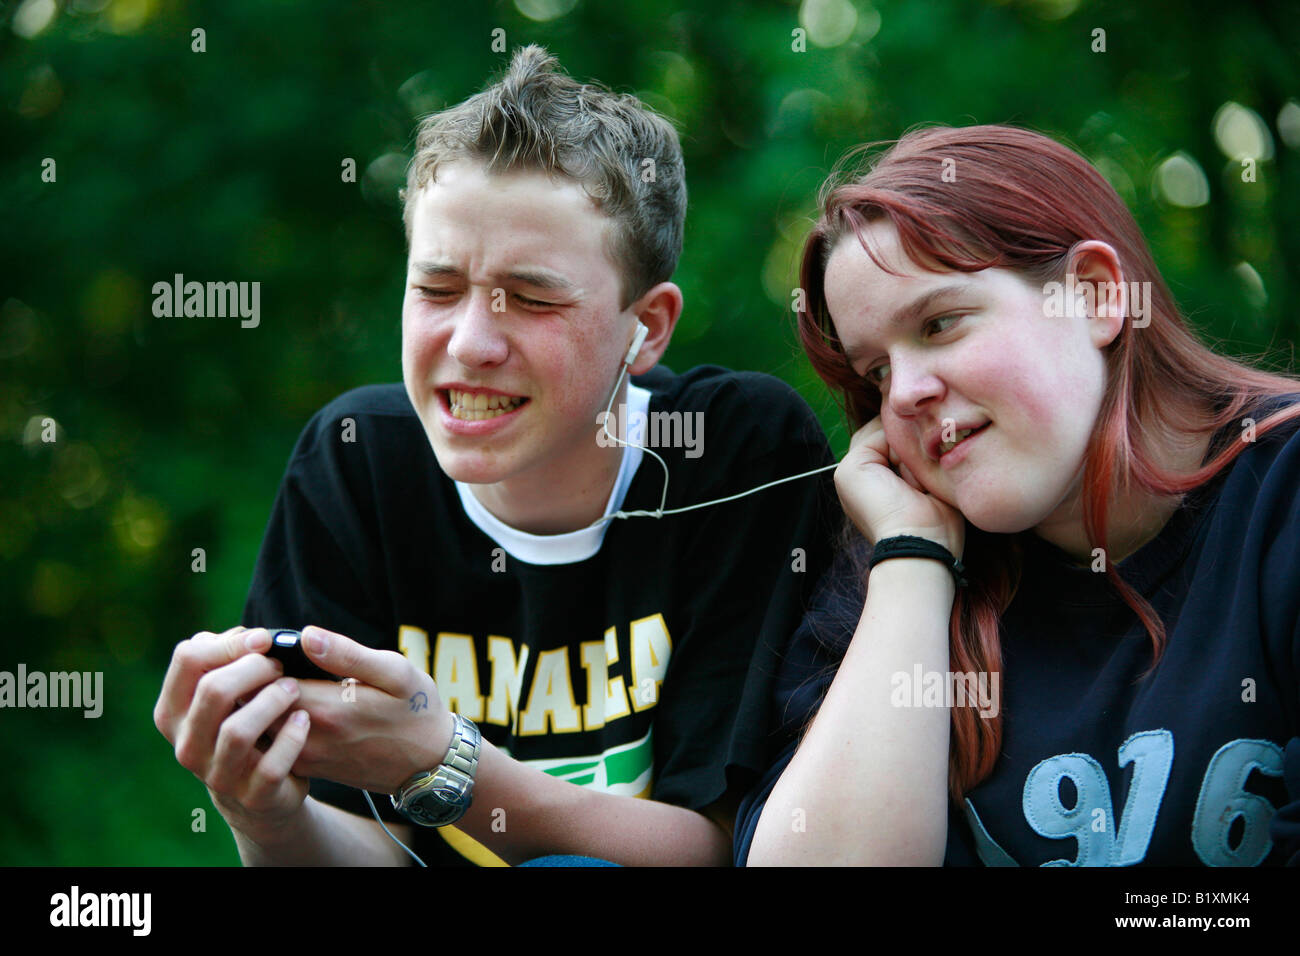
[843,282,971,364]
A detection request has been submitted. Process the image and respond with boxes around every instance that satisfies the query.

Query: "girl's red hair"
[797,125,1300,801]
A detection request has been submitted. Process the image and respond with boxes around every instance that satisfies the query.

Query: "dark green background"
[4,0,1297,864]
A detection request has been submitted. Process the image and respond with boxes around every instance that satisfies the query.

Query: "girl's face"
[823,221,1121,536]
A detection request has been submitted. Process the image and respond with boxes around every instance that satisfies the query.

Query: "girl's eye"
[925,314,961,335]
[516,294,554,308]
[416,287,455,300]
[862,315,961,389]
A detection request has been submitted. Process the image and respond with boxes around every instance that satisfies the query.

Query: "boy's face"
[402,159,638,490]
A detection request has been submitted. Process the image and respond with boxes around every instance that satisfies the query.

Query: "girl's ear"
[1068,240,1126,348]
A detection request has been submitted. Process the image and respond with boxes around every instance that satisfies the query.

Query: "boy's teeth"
[447,390,525,420]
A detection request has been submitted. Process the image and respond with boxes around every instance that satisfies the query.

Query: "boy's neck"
[469,441,626,536]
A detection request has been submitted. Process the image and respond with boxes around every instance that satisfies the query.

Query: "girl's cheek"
[880,415,910,459]
[912,454,953,502]
[883,420,929,480]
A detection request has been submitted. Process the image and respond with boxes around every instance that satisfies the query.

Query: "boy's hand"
[288,625,455,794]
[154,626,313,841]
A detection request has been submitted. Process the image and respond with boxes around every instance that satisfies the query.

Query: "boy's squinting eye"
[412,287,558,309]
[414,286,457,301]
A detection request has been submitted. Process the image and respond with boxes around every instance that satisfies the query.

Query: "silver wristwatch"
[390,713,482,827]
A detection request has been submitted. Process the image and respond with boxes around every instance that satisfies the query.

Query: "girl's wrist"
[866,553,959,591]
[870,533,967,587]
[872,527,960,556]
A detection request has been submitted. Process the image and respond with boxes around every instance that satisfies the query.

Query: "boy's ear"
[1069,240,1126,348]
[626,282,683,375]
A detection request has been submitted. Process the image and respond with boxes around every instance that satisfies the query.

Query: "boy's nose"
[447,289,509,367]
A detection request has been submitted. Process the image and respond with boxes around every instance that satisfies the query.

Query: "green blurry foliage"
[3,0,1297,864]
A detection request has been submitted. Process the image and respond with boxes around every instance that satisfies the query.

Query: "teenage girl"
[737,125,1300,866]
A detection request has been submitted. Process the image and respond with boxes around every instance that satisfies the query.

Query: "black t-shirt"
[243,364,837,865]
[735,404,1300,866]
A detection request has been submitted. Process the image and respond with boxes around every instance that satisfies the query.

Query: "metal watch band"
[441,712,481,778]
[390,713,482,827]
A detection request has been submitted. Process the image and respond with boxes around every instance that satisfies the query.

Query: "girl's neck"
[1035,428,1213,567]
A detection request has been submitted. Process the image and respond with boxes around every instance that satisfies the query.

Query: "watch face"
[407,787,470,827]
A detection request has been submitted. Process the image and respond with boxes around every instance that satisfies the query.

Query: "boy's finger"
[183,653,286,761]
[158,628,275,735]
[247,711,311,805]
[301,626,409,695]
[209,677,302,793]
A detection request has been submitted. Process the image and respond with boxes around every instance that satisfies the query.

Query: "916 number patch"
[964,733,1284,866]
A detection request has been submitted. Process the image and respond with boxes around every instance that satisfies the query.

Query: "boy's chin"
[429,448,510,486]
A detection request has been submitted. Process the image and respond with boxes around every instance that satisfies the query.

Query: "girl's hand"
[835,416,966,558]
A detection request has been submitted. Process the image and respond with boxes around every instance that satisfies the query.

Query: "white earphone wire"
[590,353,837,530]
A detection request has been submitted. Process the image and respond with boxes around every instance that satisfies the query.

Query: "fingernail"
[244,628,270,650]
[291,710,309,726]
[304,628,326,655]
[278,678,298,695]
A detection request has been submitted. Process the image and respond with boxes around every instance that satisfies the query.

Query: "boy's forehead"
[407,160,620,280]
[413,159,607,228]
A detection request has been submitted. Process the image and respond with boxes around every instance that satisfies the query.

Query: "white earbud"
[624,321,649,367]
[591,315,838,530]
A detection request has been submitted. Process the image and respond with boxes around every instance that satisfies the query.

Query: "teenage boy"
[154,46,834,866]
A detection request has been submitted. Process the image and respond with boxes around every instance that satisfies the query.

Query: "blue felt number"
[976,733,1280,866]
[1114,730,1174,865]
[1022,730,1173,866]
[1023,753,1115,866]
[1191,738,1283,866]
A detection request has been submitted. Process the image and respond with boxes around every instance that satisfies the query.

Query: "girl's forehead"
[837,217,972,273]
[826,231,974,316]
[829,221,913,274]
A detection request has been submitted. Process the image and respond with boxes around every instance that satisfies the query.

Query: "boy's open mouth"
[444,388,529,421]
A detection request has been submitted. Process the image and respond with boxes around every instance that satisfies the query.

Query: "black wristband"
[868,535,968,588]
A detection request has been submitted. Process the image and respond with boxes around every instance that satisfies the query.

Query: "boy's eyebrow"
[504,268,576,291]
[842,282,971,364]
[409,261,460,279]
[408,260,577,292]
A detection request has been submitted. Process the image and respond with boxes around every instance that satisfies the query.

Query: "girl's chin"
[923,483,958,509]
[958,502,1044,536]
[938,485,1023,533]
[907,471,1045,535]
